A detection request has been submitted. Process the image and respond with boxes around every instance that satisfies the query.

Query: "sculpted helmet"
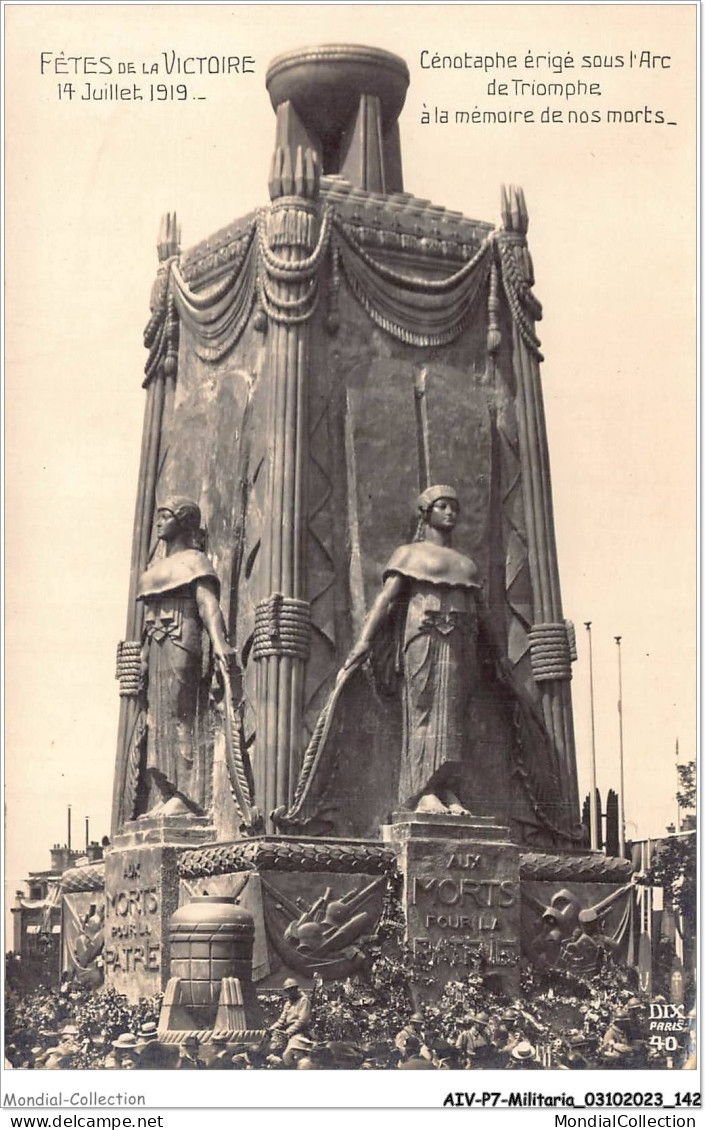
[157,495,201,528]
[416,484,458,511]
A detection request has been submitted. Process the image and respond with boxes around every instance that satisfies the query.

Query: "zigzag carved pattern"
[496,405,533,682]
[240,453,265,747]
[304,396,338,737]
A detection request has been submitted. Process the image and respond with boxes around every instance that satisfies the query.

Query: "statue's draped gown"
[382,541,481,804]
[137,549,219,812]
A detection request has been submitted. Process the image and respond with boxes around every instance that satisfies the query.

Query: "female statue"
[343,484,480,814]
[137,496,234,816]
[276,484,570,839]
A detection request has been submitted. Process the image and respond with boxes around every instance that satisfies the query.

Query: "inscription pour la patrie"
[410,850,520,968]
[104,860,160,974]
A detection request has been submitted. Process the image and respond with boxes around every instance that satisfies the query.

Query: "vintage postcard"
[3,2,698,1121]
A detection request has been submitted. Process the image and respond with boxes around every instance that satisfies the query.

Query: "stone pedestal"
[103,817,214,1002]
[383,814,521,997]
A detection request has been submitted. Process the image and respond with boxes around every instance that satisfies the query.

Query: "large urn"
[169,897,259,1028]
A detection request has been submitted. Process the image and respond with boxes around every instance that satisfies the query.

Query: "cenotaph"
[60,45,633,1019]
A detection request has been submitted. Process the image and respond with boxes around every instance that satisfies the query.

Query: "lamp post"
[585,622,598,850]
[615,636,625,856]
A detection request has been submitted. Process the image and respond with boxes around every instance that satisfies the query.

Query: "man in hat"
[395,1012,431,1061]
[269,978,312,1067]
[176,1034,203,1069]
[105,1032,139,1070]
[134,1022,176,1070]
[498,1008,526,1053]
[624,997,646,1043]
[505,1041,543,1070]
[455,1011,490,1068]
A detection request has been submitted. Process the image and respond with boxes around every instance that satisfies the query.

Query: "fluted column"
[254,142,320,825]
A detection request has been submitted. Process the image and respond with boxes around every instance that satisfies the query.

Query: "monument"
[69,43,633,1020]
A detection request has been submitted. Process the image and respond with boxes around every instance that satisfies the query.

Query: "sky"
[4,4,696,911]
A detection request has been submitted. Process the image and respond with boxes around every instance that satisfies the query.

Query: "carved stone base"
[382,815,521,999]
[93,829,635,1005]
[115,815,216,849]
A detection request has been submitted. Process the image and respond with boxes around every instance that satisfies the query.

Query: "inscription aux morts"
[412,936,521,968]
[411,874,517,931]
[104,859,161,972]
[403,845,522,978]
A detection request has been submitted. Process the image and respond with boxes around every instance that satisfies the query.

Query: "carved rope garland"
[178,839,396,878]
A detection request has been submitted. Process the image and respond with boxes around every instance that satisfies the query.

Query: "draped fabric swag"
[164,208,542,361]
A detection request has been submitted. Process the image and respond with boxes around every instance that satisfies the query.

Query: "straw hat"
[511,1041,537,1061]
[112,1033,138,1049]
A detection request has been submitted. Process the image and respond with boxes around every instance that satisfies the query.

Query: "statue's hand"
[343,641,370,671]
[214,644,237,670]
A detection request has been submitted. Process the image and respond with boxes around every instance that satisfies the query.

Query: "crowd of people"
[5,975,690,1071]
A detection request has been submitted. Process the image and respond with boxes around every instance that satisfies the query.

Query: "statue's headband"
[157,496,201,525]
[417,484,458,510]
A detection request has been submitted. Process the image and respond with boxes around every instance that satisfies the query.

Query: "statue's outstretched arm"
[343,572,405,670]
